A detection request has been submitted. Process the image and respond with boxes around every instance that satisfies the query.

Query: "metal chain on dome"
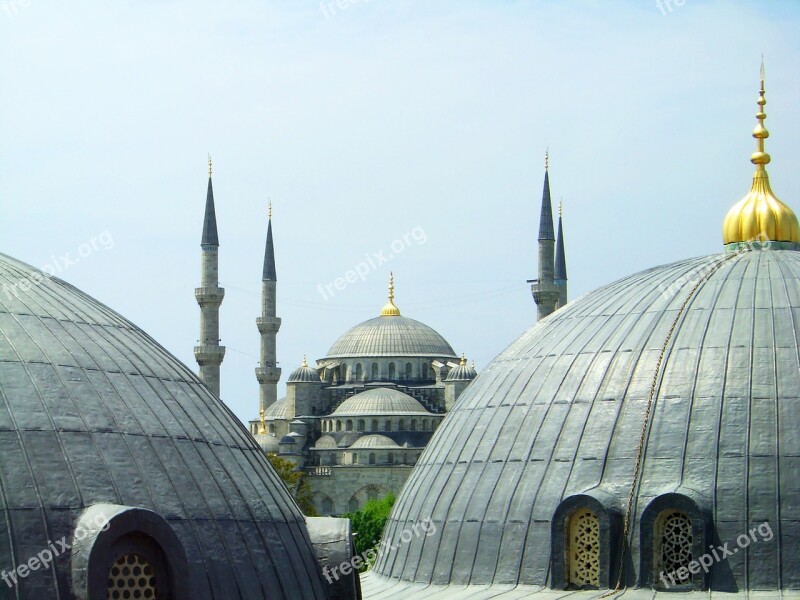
[603,251,740,597]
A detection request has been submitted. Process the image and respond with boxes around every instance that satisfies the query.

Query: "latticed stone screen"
[568,508,600,587]
[657,510,693,585]
[107,553,158,599]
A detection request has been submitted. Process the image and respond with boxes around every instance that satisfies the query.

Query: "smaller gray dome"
[253,432,280,453]
[350,434,400,449]
[288,358,320,383]
[314,435,338,449]
[265,398,287,419]
[445,357,477,381]
[279,435,296,445]
[333,387,429,416]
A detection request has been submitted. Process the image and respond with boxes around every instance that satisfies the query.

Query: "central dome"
[325,314,456,359]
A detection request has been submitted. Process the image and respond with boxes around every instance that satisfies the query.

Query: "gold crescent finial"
[380,272,401,316]
[208,154,212,177]
[302,354,308,368]
[544,148,549,171]
[460,354,466,366]
[751,60,770,167]
[258,406,266,435]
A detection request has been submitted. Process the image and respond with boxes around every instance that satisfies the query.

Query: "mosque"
[0,71,796,600]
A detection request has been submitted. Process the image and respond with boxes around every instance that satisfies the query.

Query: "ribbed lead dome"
[325,315,456,358]
[366,248,800,597]
[333,388,430,416]
[0,253,328,599]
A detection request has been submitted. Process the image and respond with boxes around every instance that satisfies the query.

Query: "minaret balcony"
[195,287,225,306]
[194,345,226,365]
[256,366,282,384]
[256,316,282,334]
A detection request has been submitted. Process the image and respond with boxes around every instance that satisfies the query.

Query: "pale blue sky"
[1,1,798,424]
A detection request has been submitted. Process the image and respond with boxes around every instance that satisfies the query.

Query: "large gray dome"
[324,315,456,359]
[0,253,329,599]
[365,249,800,598]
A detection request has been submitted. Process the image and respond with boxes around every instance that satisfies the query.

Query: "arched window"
[355,363,363,381]
[399,419,405,431]
[371,363,379,379]
[369,452,376,465]
[329,453,335,466]
[388,452,394,464]
[107,553,160,599]
[384,420,391,432]
[352,452,358,464]
[322,498,334,514]
[336,420,342,432]
[346,420,353,431]
[655,510,693,586]
[422,363,429,380]
[389,363,396,379]
[410,419,417,431]
[357,419,365,431]
[371,419,378,431]
[422,419,428,431]
[340,364,347,382]
[268,424,275,434]
[349,498,359,512]
[405,362,412,380]
[568,508,600,588]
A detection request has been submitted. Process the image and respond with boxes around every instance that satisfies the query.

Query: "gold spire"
[301,354,308,368]
[380,272,401,316]
[722,64,800,246]
[460,354,466,366]
[208,154,212,178]
[544,148,549,171]
[268,199,272,220]
[258,406,266,435]
[559,198,563,217]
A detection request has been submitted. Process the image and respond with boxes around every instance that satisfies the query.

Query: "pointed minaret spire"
[529,149,559,320]
[256,201,282,415]
[554,199,568,310]
[195,155,225,396]
[380,272,401,317]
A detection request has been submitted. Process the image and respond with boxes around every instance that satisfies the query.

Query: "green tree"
[344,493,396,571]
[265,453,318,516]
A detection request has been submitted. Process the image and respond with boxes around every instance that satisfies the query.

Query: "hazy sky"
[2,1,798,425]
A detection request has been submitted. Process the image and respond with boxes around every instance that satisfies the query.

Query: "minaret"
[255,202,281,414]
[530,150,559,320]
[194,156,226,396]
[554,199,568,310]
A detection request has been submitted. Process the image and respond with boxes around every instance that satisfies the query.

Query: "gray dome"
[0,253,329,599]
[333,387,429,416]
[287,362,320,383]
[350,434,400,449]
[253,432,280,453]
[314,435,338,449]
[368,249,800,596]
[444,359,476,381]
[324,314,457,358]
[264,397,287,418]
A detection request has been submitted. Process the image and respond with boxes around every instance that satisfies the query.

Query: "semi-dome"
[314,435,338,449]
[287,355,320,383]
[323,275,456,359]
[365,248,800,596]
[0,253,329,599]
[350,434,400,449]
[333,388,429,416]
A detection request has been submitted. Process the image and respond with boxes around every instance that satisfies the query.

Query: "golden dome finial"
[544,148,549,172]
[301,354,308,368]
[380,272,401,316]
[460,354,466,367]
[208,154,213,178]
[258,405,266,435]
[722,64,800,247]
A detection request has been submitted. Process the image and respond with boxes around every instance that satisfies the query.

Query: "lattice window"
[568,508,600,588]
[107,553,157,599]
[656,510,693,585]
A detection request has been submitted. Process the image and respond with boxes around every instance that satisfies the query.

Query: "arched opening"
[405,362,412,380]
[371,363,379,379]
[328,453,335,466]
[371,419,378,431]
[422,363,429,380]
[389,363,396,379]
[398,419,405,431]
[336,420,342,432]
[346,420,353,431]
[107,553,159,600]
[349,498,359,512]
[352,452,358,464]
[568,508,600,588]
[655,510,693,587]
[322,498,334,514]
[384,420,391,432]
[388,452,394,464]
[369,452,376,465]
[355,363,363,381]
[357,419,365,431]
[410,419,417,431]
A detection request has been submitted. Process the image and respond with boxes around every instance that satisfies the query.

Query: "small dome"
[350,434,400,449]
[445,355,477,381]
[264,398,287,419]
[287,356,320,383]
[314,435,338,449]
[253,432,280,453]
[279,435,296,445]
[333,388,429,416]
